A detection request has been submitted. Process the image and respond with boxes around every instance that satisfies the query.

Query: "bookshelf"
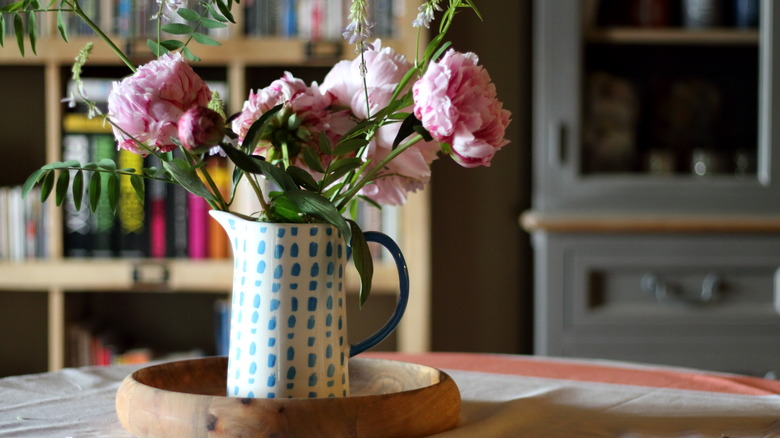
[0,0,431,377]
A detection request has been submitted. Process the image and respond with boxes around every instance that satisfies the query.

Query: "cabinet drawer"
[564,234,780,337]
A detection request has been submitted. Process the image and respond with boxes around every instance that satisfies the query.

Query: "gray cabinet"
[527,0,780,375]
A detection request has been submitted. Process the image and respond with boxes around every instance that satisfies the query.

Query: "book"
[187,192,210,259]
[280,0,298,37]
[206,157,230,259]
[166,181,189,258]
[117,149,148,257]
[90,134,117,257]
[214,299,230,357]
[146,156,168,258]
[62,134,93,257]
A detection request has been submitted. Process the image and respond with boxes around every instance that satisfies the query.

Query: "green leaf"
[161,22,192,35]
[146,39,169,56]
[160,39,184,50]
[301,146,325,174]
[27,10,36,55]
[176,7,201,21]
[286,165,319,192]
[72,170,84,210]
[284,190,351,243]
[322,157,363,187]
[267,195,305,223]
[200,18,227,29]
[54,170,69,206]
[413,124,434,142]
[56,7,67,42]
[0,11,5,47]
[242,103,283,152]
[0,2,23,13]
[258,159,297,191]
[333,137,369,156]
[40,170,54,202]
[88,171,101,213]
[348,220,374,307]
[107,174,119,212]
[348,198,359,220]
[221,144,264,174]
[214,0,235,23]
[192,32,220,46]
[22,169,45,199]
[181,45,201,62]
[97,158,117,170]
[392,113,423,149]
[221,144,297,191]
[42,161,71,170]
[13,13,24,56]
[358,194,382,211]
[162,159,216,201]
[130,174,144,202]
[318,131,332,155]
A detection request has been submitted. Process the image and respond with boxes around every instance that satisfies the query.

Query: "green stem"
[244,173,271,212]
[281,141,290,169]
[183,150,228,211]
[67,1,136,72]
[335,133,423,210]
[360,49,371,120]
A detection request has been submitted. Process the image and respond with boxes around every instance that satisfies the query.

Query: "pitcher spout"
[208,210,242,240]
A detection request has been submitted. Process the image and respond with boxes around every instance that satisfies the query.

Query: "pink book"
[148,183,167,258]
[187,192,210,259]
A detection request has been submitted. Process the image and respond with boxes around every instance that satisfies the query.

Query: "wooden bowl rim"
[125,356,456,401]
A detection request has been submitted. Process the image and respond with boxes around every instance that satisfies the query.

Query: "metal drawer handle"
[640,273,720,306]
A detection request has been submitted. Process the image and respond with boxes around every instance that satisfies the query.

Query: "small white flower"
[413,0,443,28]
[343,0,375,53]
[152,0,186,21]
[61,92,76,109]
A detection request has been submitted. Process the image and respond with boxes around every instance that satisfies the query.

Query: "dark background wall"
[429,0,534,353]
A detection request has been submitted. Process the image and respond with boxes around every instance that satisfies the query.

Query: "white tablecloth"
[1,352,779,437]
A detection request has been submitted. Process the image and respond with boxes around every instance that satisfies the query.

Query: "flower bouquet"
[11,0,510,305]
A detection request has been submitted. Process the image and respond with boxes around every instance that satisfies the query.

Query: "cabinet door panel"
[533,0,780,213]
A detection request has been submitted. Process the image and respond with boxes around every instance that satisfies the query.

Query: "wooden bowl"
[116,356,460,438]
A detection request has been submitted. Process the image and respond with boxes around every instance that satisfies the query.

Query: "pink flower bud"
[178,106,226,153]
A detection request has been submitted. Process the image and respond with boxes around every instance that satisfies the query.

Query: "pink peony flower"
[321,40,440,205]
[322,39,410,120]
[178,106,226,153]
[107,52,211,155]
[232,72,350,167]
[413,49,511,168]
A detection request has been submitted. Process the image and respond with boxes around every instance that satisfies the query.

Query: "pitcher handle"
[349,231,409,356]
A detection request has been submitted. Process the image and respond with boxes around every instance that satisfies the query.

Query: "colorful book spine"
[214,299,230,356]
[90,134,117,257]
[62,134,93,257]
[207,158,230,259]
[146,156,168,258]
[117,149,148,257]
[166,182,189,258]
[187,192,210,259]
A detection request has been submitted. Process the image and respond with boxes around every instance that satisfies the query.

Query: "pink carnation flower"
[232,72,350,166]
[413,50,511,168]
[107,52,211,154]
[321,40,440,205]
